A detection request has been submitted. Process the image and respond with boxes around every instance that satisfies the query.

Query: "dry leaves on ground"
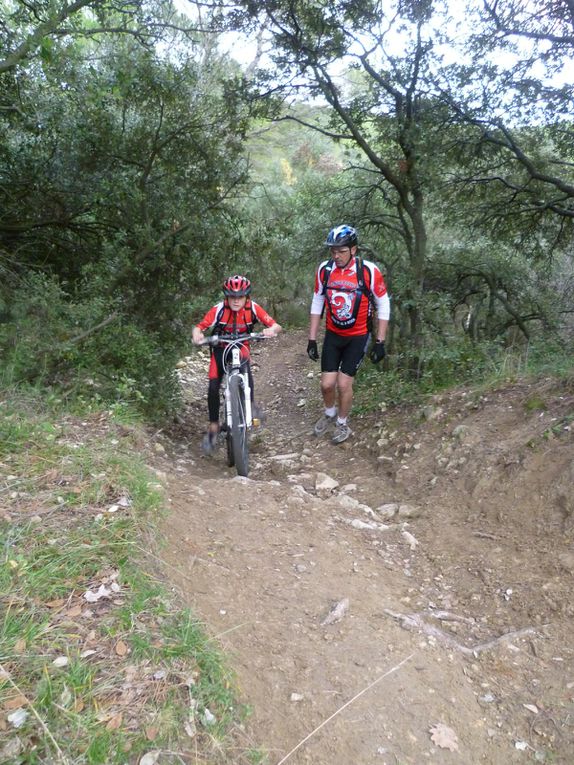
[429,722,459,752]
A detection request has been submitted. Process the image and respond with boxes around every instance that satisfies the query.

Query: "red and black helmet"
[223,274,251,297]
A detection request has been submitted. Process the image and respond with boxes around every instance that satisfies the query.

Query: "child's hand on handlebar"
[192,327,205,345]
[262,323,282,338]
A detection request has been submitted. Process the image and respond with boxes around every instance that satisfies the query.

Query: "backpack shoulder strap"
[358,256,377,305]
[244,299,255,332]
[356,255,365,291]
[320,259,334,294]
[213,303,228,333]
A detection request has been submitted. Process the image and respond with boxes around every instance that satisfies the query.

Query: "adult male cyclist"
[307,225,390,443]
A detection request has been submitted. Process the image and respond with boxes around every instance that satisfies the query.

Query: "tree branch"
[0,0,94,74]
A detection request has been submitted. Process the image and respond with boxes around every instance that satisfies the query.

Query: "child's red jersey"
[196,300,277,380]
[197,300,276,335]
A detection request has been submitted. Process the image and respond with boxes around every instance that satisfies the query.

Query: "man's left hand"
[369,341,386,364]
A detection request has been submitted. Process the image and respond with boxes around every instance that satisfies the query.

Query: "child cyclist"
[192,275,282,454]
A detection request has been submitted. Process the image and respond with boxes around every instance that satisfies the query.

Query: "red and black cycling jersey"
[196,300,277,381]
[311,256,389,336]
[196,300,276,335]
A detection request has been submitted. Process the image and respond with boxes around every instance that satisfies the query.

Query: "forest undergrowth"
[0,391,261,765]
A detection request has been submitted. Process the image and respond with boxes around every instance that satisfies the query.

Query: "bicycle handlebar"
[196,332,269,347]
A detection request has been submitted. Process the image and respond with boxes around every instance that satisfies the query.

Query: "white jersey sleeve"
[310,260,329,315]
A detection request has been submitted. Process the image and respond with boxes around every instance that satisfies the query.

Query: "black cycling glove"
[307,339,319,362]
[369,341,386,364]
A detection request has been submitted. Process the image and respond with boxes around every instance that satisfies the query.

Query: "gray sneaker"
[332,422,352,444]
[314,412,336,436]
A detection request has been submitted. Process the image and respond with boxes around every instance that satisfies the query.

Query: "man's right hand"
[307,339,319,361]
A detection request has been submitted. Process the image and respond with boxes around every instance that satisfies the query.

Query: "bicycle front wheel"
[225,430,234,467]
[229,374,249,476]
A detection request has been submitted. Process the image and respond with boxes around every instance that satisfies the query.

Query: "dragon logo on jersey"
[330,290,353,320]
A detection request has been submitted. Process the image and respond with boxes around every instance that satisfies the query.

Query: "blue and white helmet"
[324,224,358,248]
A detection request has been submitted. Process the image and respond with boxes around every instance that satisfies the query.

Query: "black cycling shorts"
[321,331,370,377]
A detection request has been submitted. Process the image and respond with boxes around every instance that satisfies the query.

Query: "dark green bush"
[0,273,183,417]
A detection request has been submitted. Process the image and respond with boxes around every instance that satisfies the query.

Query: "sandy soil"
[154,328,574,765]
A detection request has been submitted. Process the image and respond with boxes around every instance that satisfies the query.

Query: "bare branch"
[483,0,574,46]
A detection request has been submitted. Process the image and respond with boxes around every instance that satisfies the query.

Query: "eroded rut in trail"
[154,329,574,765]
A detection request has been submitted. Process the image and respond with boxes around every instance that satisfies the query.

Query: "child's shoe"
[201,431,218,455]
[252,402,266,427]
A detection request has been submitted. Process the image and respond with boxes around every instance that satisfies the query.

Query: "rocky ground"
[152,328,574,764]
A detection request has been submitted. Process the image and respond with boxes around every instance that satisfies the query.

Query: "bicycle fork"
[226,348,253,429]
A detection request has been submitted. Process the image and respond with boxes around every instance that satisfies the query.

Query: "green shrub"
[354,332,574,415]
[0,273,182,418]
[0,273,72,384]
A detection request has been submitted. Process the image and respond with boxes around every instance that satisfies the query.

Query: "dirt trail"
[155,329,574,764]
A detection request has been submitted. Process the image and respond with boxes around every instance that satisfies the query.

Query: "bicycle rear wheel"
[228,374,249,476]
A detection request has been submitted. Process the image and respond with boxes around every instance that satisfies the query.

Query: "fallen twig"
[473,531,499,540]
[429,610,476,625]
[133,542,231,573]
[207,622,250,642]
[274,653,414,765]
[529,711,563,739]
[384,609,536,655]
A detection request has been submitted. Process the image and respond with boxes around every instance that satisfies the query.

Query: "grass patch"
[524,395,546,412]
[542,412,574,441]
[0,389,259,764]
[354,366,423,415]
[354,336,574,416]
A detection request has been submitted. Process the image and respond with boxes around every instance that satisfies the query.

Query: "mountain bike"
[198,332,267,477]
